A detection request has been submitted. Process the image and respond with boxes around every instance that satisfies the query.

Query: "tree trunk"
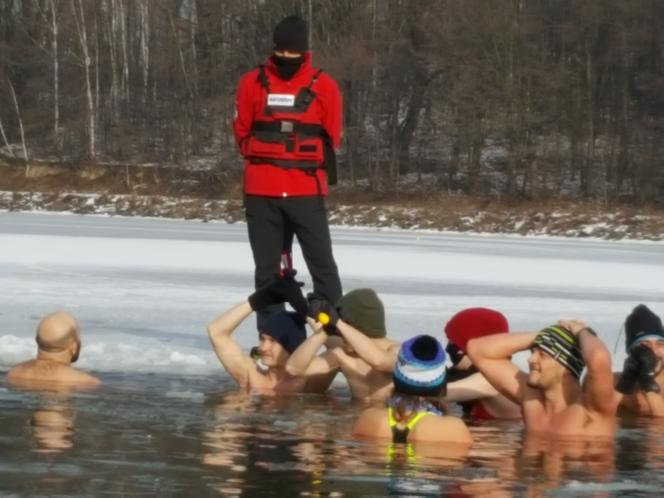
[0,114,17,159]
[49,0,60,150]
[8,78,30,175]
[72,0,96,159]
[119,0,129,107]
[583,38,595,196]
[139,0,150,109]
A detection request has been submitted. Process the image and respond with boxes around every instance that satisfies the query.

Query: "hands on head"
[554,316,662,395]
[248,270,347,339]
[307,293,341,337]
[556,319,596,338]
[306,293,340,335]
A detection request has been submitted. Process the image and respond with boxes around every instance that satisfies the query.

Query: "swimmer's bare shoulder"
[7,360,101,388]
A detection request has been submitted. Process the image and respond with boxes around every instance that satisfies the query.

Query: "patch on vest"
[267,94,296,107]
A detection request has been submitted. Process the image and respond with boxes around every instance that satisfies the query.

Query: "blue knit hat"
[393,335,447,396]
[259,311,306,355]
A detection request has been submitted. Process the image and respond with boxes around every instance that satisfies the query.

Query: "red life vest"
[245,65,331,172]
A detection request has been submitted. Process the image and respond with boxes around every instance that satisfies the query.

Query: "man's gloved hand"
[273,269,308,319]
[248,278,281,312]
[307,293,339,335]
[616,344,661,395]
[248,270,307,313]
[633,344,661,393]
[616,353,640,395]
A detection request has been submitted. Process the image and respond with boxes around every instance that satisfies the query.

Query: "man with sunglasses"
[285,288,400,402]
[444,308,521,420]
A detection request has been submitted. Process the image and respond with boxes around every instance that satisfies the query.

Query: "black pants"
[245,195,343,329]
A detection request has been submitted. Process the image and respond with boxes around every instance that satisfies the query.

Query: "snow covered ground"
[1,212,663,376]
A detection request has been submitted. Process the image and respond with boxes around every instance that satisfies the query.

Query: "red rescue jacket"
[233,52,342,197]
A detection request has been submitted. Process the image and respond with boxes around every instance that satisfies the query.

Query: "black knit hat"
[336,289,386,338]
[625,304,664,351]
[259,311,306,355]
[273,15,308,53]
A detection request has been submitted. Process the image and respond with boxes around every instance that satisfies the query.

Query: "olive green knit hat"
[336,288,386,338]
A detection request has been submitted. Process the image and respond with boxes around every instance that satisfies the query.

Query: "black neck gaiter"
[271,55,304,81]
[445,365,479,383]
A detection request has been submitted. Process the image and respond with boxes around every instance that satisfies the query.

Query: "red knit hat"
[444,307,509,352]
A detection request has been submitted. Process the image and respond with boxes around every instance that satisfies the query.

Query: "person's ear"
[70,339,81,363]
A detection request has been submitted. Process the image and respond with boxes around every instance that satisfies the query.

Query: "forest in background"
[1,0,664,205]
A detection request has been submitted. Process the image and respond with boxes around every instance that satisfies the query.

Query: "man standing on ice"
[232,14,343,329]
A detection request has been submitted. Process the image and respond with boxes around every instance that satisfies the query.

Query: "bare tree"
[0,114,17,159]
[71,0,96,159]
[139,0,150,109]
[7,78,30,174]
[35,0,62,149]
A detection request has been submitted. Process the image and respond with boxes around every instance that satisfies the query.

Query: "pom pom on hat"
[393,335,447,396]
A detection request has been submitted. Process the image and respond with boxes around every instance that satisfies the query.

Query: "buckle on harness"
[280,121,294,133]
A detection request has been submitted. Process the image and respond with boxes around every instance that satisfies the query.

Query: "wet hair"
[387,392,446,423]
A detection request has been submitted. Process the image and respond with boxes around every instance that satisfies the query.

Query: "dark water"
[1,373,663,497]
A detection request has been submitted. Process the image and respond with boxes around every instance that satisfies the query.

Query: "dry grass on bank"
[1,161,663,240]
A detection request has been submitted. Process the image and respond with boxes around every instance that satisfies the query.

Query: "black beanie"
[625,304,664,351]
[273,15,308,53]
[259,311,306,355]
[336,289,386,338]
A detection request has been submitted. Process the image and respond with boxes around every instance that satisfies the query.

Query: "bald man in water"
[6,311,100,388]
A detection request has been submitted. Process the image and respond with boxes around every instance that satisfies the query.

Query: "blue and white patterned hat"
[393,335,447,396]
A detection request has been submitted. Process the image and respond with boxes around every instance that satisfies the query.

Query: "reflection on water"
[31,403,76,454]
[1,373,664,497]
